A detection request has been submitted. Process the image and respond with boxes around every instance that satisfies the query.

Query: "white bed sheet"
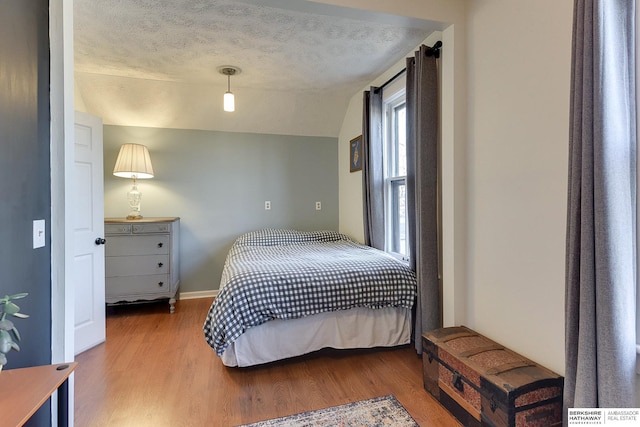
[220,306,412,367]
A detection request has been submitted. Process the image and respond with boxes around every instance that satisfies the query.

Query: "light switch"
[33,219,45,248]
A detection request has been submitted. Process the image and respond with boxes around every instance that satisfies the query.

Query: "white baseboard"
[179,290,219,300]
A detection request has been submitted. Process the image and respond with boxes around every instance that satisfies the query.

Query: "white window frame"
[382,76,409,261]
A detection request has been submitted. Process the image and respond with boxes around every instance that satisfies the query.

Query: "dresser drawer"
[105,235,170,256]
[106,255,169,277]
[105,223,132,234]
[106,274,170,298]
[132,223,171,234]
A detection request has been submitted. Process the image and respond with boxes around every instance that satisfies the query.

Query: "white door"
[74,111,106,354]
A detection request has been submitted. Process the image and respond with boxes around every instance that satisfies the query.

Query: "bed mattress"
[221,306,412,367]
[203,229,417,364]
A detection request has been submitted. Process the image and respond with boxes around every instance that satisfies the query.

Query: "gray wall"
[103,126,339,294]
[0,0,51,425]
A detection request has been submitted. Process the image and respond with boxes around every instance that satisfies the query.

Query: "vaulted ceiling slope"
[74,0,441,137]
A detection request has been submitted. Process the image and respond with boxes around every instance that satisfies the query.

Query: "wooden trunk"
[422,326,563,427]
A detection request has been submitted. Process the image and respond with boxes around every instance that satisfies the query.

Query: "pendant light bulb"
[224,91,235,112]
[219,66,240,113]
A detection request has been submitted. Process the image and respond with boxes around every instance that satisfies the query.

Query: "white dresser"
[104,217,180,313]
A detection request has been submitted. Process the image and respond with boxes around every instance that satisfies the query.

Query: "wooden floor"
[74,298,460,426]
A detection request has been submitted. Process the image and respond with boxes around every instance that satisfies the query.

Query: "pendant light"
[219,66,240,112]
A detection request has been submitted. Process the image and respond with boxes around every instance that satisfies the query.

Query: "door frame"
[50,0,75,423]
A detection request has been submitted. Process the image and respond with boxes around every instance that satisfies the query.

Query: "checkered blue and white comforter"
[203,229,417,356]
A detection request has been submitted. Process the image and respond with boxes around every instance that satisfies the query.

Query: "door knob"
[95,237,106,245]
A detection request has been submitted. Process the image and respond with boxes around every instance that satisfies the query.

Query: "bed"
[203,229,417,367]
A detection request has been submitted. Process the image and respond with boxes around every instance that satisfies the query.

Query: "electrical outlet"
[315,201,322,210]
[265,201,271,210]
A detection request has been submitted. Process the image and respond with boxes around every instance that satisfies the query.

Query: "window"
[383,85,409,260]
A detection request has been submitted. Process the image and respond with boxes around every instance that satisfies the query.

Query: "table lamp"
[113,143,154,219]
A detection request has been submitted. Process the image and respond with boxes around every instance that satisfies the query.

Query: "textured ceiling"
[74,0,441,136]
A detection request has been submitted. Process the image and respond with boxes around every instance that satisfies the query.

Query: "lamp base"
[126,180,143,220]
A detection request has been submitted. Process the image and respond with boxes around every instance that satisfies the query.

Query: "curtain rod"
[374,41,442,94]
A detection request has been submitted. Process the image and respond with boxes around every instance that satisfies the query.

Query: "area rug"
[237,394,419,426]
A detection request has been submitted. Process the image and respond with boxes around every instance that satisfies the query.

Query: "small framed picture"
[350,135,362,172]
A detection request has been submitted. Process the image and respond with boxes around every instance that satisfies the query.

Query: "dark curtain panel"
[362,87,385,250]
[406,45,440,353]
[565,0,636,413]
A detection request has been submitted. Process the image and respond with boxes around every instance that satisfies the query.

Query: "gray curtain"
[565,0,636,412]
[406,45,440,353]
[362,87,385,250]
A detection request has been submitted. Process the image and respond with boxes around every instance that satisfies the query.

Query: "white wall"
[466,0,572,375]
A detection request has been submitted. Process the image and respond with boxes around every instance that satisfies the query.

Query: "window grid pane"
[390,179,408,256]
[384,93,409,259]
[395,105,406,177]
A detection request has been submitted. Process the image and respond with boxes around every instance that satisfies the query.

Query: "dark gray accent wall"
[103,126,339,293]
[0,0,51,425]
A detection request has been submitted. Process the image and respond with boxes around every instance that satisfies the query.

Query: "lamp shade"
[113,143,154,179]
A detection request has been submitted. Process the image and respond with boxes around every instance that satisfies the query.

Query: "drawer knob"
[158,262,164,268]
[95,237,106,245]
[157,242,163,248]
[158,282,164,287]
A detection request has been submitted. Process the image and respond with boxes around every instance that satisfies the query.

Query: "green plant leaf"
[0,330,12,354]
[0,293,27,357]
[3,302,20,316]
[12,327,21,342]
[0,319,14,330]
